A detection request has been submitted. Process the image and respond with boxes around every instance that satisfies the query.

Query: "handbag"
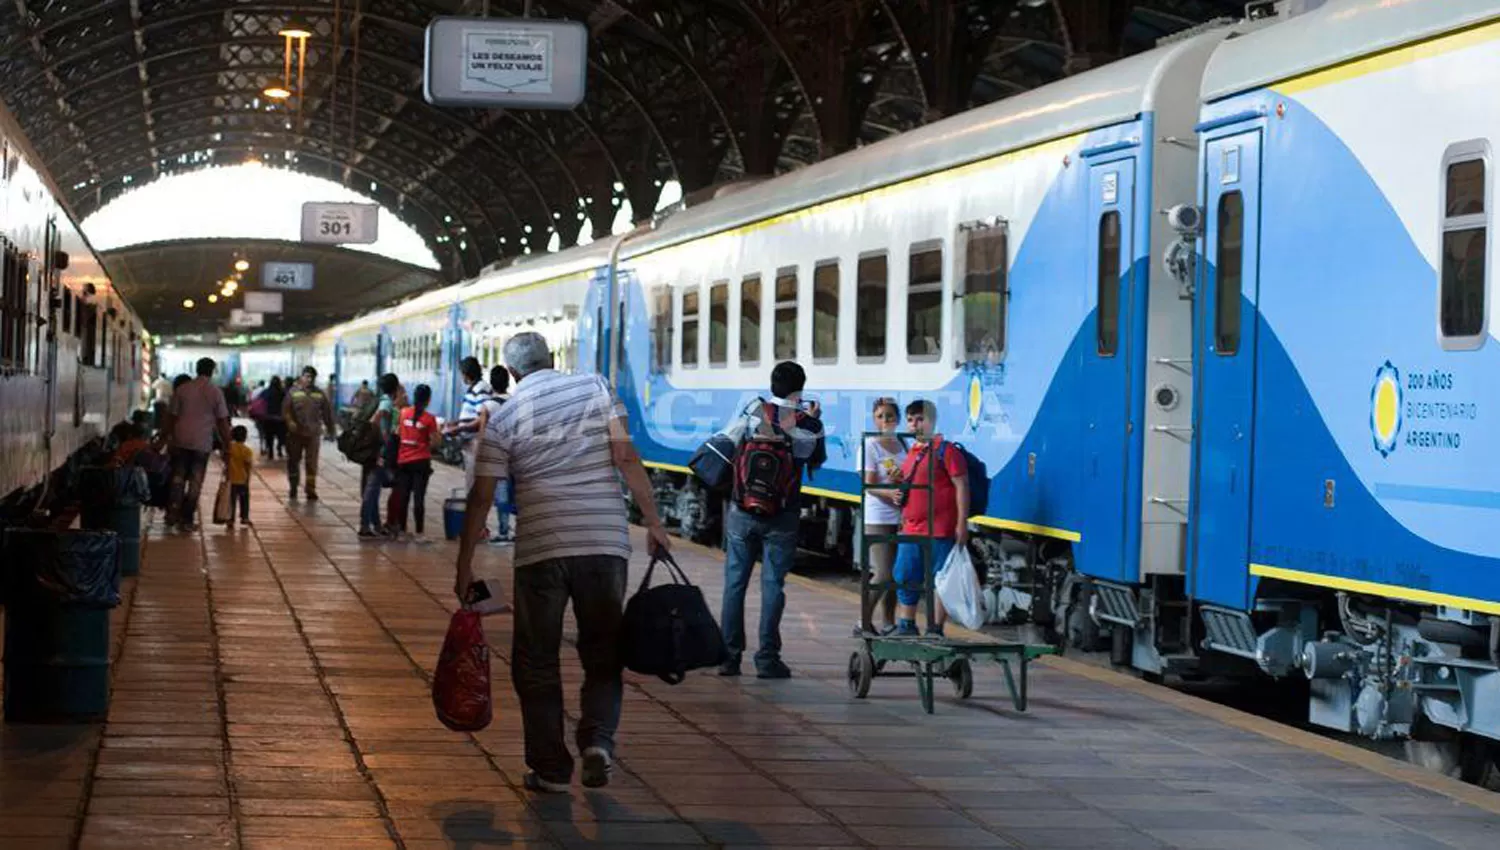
[431,609,493,731]
[621,553,728,684]
[211,479,232,525]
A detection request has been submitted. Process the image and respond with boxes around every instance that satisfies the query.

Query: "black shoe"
[581,747,612,789]
[756,659,792,679]
[288,488,298,501]
[717,659,741,677]
[305,491,319,502]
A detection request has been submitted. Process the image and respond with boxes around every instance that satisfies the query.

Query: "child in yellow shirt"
[227,425,254,529]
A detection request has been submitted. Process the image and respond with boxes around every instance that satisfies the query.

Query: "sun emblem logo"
[1370,361,1402,457]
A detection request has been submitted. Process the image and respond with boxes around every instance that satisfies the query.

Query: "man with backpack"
[892,399,969,637]
[718,361,826,679]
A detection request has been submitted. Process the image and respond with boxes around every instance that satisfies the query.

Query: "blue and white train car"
[614,26,1228,624]
[1174,0,1500,778]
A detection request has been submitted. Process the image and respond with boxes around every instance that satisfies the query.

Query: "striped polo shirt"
[456,379,494,444]
[473,369,628,568]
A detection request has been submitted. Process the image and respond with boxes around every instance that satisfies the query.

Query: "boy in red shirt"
[892,399,969,636]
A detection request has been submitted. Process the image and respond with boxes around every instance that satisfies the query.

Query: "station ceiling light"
[234,259,250,272]
[263,86,291,100]
[208,294,218,304]
[182,298,195,309]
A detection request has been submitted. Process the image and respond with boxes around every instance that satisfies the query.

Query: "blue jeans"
[360,464,388,530]
[721,506,799,666]
[492,478,511,537]
[894,538,956,606]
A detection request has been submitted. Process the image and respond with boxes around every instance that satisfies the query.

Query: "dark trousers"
[513,555,627,782]
[393,460,432,533]
[230,484,250,522]
[166,448,209,525]
[721,506,799,666]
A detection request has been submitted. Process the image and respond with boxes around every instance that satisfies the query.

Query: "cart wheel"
[917,662,935,714]
[848,650,874,699]
[948,658,974,700]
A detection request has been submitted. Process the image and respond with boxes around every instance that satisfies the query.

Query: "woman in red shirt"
[392,384,441,543]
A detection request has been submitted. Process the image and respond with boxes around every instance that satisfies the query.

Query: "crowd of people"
[137,335,969,799]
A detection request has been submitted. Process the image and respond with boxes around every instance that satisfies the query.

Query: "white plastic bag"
[936,544,988,631]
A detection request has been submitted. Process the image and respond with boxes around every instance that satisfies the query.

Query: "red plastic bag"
[432,610,492,731]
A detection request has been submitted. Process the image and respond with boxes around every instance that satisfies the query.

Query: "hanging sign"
[229,310,265,328]
[301,202,380,244]
[423,17,587,109]
[262,262,315,291]
[243,291,283,314]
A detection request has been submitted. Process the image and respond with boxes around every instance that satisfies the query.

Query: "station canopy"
[0,0,1247,335]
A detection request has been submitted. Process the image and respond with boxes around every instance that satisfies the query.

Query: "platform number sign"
[262,262,315,291]
[301,202,379,245]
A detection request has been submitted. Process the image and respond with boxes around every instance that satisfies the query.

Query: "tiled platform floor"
[3,446,1500,849]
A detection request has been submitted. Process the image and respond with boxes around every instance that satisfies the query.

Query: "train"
[251,0,1499,781]
[0,96,149,509]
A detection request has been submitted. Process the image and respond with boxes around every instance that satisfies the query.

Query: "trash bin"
[3,528,121,722]
[443,488,467,541]
[79,466,148,577]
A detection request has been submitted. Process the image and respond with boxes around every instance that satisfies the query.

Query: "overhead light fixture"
[278,25,313,38]
[234,259,250,272]
[182,298,195,309]
[263,86,291,100]
[208,294,219,304]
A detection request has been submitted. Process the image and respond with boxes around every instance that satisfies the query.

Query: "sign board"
[261,262,315,291]
[424,17,587,109]
[242,291,283,314]
[229,310,265,328]
[301,202,380,244]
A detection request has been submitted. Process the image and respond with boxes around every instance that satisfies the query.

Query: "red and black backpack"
[732,402,799,517]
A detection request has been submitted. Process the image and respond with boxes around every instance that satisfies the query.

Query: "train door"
[1078,155,1138,583]
[1189,129,1262,608]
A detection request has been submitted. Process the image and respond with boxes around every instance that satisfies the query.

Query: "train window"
[708,280,729,366]
[651,286,673,371]
[1097,211,1120,357]
[82,302,99,367]
[1,241,21,366]
[774,268,798,360]
[907,244,943,361]
[681,287,700,368]
[62,289,73,337]
[1441,145,1489,344]
[962,225,1008,362]
[1214,192,1244,356]
[856,254,888,361]
[813,260,839,362]
[739,275,761,366]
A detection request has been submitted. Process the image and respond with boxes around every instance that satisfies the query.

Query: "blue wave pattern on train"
[248,1,1500,778]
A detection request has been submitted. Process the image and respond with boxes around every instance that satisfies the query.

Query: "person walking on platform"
[226,425,254,530]
[391,384,440,543]
[857,397,906,636]
[157,357,232,532]
[359,373,400,539]
[261,376,287,460]
[151,372,174,432]
[484,365,513,543]
[282,366,336,501]
[717,361,826,680]
[454,331,669,794]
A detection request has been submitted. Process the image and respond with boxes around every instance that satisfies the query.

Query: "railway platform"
[2,452,1499,850]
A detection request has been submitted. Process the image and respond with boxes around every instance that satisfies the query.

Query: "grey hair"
[503,331,552,377]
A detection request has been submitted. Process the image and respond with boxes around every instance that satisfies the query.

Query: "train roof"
[624,25,1233,259]
[456,236,618,301]
[1202,0,1500,101]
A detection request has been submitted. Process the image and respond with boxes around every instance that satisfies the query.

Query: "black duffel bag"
[621,553,728,684]
[687,432,736,494]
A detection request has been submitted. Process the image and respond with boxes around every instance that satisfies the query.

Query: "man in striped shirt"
[455,331,669,795]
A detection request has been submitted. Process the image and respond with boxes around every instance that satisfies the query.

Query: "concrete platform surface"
[3,447,1499,849]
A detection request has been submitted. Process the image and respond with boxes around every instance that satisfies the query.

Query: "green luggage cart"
[848,430,1057,714]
